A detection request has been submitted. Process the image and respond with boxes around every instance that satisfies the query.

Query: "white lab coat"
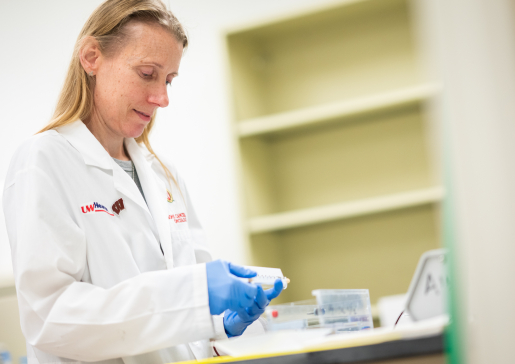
[3,120,252,363]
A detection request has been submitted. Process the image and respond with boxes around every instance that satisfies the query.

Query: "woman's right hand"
[224,279,284,337]
[206,260,258,315]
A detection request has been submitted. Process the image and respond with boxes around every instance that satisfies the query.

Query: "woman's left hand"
[223,279,283,337]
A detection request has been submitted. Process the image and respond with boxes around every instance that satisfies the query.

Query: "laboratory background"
[1,0,515,363]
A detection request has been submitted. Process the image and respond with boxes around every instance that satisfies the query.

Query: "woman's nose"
[149,84,169,108]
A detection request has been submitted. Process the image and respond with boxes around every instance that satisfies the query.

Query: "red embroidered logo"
[168,213,187,223]
[112,198,125,215]
[80,202,114,216]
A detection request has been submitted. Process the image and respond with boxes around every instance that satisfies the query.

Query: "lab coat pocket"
[170,230,196,266]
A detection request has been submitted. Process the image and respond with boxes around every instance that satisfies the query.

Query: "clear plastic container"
[265,289,373,333]
[312,289,373,332]
[264,299,320,331]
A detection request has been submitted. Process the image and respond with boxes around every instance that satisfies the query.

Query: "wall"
[0,0,343,279]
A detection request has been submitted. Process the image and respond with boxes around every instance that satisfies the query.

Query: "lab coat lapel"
[57,120,151,215]
[112,164,151,215]
[125,139,174,269]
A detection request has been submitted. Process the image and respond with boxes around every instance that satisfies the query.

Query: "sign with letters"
[405,249,448,321]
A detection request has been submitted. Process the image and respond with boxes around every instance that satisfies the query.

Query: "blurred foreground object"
[415,0,515,363]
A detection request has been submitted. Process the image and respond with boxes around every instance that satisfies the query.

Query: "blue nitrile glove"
[206,260,259,315]
[224,279,284,337]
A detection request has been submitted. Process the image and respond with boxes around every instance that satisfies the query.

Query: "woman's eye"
[166,80,172,86]
[140,68,155,79]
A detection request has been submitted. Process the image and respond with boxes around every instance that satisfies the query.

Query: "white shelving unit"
[224,0,442,304]
[248,186,444,234]
[237,83,442,137]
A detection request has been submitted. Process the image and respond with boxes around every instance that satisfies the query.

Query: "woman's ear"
[79,36,102,76]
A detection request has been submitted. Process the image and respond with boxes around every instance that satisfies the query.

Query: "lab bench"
[204,334,444,364]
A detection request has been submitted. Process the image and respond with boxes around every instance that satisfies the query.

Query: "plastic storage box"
[312,289,373,331]
[265,289,373,332]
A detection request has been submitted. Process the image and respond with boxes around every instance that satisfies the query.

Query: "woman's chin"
[124,124,147,139]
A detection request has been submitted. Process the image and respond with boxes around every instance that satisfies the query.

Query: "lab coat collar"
[56,120,114,170]
[57,120,150,213]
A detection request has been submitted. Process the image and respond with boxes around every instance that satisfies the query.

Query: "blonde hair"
[38,0,188,189]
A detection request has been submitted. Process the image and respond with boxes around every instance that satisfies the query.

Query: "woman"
[3,0,283,363]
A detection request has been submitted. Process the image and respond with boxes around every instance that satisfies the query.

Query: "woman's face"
[92,22,183,139]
